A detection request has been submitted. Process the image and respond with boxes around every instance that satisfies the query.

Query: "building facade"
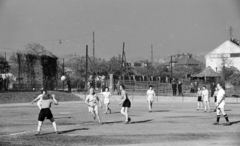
[205,40,240,72]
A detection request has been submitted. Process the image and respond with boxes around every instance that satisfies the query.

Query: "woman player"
[213,87,218,112]
[202,86,210,113]
[85,88,102,124]
[196,87,203,110]
[119,84,131,124]
[101,87,112,114]
[146,85,156,112]
[35,90,59,135]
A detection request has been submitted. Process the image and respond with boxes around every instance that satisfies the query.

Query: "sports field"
[0,96,239,146]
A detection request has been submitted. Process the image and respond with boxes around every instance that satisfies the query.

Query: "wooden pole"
[85,45,88,92]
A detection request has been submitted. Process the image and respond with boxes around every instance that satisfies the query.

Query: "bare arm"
[52,94,58,105]
[96,95,102,108]
[31,95,42,104]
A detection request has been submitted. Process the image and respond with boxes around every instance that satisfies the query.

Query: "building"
[205,40,240,72]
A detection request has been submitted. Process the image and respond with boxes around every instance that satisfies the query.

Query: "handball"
[61,75,66,81]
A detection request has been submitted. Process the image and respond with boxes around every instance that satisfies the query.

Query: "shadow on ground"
[130,119,153,124]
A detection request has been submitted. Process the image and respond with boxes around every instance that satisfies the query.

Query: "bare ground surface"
[0,99,240,146]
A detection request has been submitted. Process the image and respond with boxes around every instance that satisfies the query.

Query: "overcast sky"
[0,0,240,61]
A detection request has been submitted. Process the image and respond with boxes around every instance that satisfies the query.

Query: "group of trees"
[1,42,240,89]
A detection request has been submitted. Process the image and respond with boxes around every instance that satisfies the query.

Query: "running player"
[146,85,156,112]
[213,83,231,126]
[36,90,59,135]
[100,87,112,114]
[85,88,102,124]
[202,86,210,113]
[119,84,131,124]
[196,87,203,110]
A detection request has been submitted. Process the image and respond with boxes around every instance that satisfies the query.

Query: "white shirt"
[217,88,225,103]
[86,94,98,105]
[102,92,111,99]
[147,90,155,98]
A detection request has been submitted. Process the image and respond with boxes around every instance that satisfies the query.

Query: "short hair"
[149,85,153,88]
[217,82,224,87]
[105,87,109,91]
[42,94,51,100]
[41,90,47,94]
[120,84,125,89]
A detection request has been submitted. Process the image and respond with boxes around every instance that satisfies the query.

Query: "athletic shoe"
[35,132,40,136]
[214,109,216,112]
[98,122,103,125]
[56,131,60,134]
[212,122,219,125]
[125,121,129,124]
[224,122,231,126]
[93,116,96,120]
[196,108,199,110]
[128,117,131,122]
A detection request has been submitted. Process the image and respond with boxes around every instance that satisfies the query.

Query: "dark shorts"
[214,96,217,102]
[122,99,131,108]
[38,108,53,121]
[197,96,202,102]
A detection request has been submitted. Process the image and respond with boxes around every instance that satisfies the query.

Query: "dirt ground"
[0,97,239,146]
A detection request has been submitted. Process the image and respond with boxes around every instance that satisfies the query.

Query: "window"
[230,53,240,57]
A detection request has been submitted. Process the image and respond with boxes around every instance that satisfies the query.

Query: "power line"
[0,33,92,44]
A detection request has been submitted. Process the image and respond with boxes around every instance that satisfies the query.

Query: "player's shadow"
[55,117,72,119]
[230,120,240,125]
[102,121,123,124]
[130,119,153,124]
[38,128,89,135]
[110,111,120,114]
[59,128,89,134]
[152,110,170,113]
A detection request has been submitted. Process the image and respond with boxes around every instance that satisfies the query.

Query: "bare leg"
[95,107,102,124]
[50,118,58,132]
[37,121,43,134]
[200,102,203,110]
[125,107,129,122]
[207,102,211,112]
[104,104,108,113]
[204,102,207,112]
[197,102,199,110]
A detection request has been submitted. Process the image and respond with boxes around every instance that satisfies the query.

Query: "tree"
[0,55,10,73]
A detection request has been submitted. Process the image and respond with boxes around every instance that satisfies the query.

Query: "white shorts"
[104,98,110,104]
[203,96,209,102]
[148,96,154,102]
[88,104,98,113]
[218,101,225,108]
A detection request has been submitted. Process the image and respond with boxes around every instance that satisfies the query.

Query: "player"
[35,90,59,135]
[146,85,156,112]
[85,88,102,124]
[196,87,203,110]
[100,87,112,114]
[119,84,131,124]
[202,86,210,113]
[213,83,231,126]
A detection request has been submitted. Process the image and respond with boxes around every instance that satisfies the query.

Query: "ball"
[61,75,67,81]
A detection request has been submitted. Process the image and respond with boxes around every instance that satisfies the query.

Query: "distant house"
[160,54,202,67]
[175,56,203,66]
[205,40,240,72]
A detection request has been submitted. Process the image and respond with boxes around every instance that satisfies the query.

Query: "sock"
[224,114,229,122]
[216,115,220,123]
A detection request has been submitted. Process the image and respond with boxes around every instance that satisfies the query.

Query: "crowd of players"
[30,82,230,135]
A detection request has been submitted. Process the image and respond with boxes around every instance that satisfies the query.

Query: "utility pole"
[85,45,88,92]
[121,42,125,81]
[151,45,153,65]
[93,31,95,58]
[62,58,64,90]
[171,55,173,82]
[146,59,149,84]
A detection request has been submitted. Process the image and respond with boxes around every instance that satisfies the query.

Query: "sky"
[0,0,240,61]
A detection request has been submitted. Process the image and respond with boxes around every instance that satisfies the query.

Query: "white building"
[205,40,240,72]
